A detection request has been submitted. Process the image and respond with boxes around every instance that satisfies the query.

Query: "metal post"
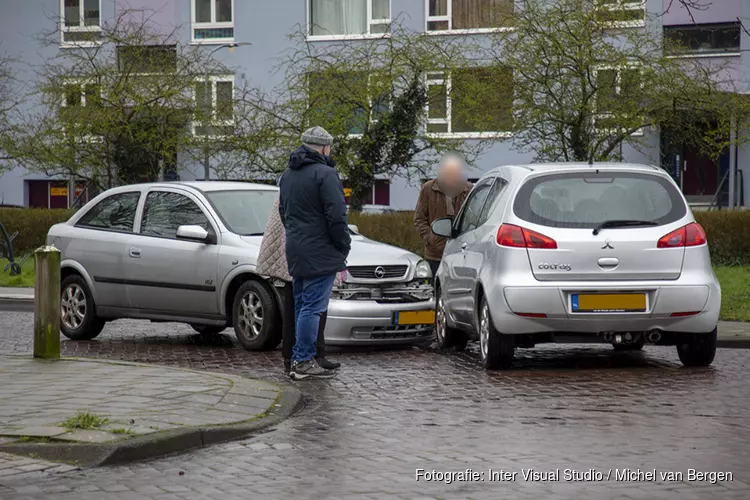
[729,115,737,209]
[33,245,61,359]
[204,141,210,181]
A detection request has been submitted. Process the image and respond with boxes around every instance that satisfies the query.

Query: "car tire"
[60,275,105,341]
[232,280,281,351]
[190,324,226,335]
[676,327,717,367]
[479,297,514,370]
[435,287,468,351]
[613,341,644,351]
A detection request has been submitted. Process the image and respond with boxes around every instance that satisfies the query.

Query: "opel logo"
[374,266,386,279]
[602,239,614,250]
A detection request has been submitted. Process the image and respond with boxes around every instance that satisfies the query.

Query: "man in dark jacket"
[279,126,351,380]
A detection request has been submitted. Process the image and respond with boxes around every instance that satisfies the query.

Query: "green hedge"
[2,207,749,267]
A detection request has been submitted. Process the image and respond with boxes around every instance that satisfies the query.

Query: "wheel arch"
[473,281,486,332]
[220,267,281,320]
[60,260,97,302]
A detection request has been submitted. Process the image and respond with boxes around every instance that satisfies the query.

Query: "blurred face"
[438,159,465,191]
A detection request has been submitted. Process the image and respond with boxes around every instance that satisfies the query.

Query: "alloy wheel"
[480,303,490,361]
[61,284,87,330]
[436,297,446,344]
[238,290,264,340]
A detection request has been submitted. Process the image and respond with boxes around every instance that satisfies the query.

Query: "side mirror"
[431,217,454,238]
[348,224,360,234]
[176,225,211,243]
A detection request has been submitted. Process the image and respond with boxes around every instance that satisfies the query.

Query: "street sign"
[50,187,68,197]
[343,188,352,197]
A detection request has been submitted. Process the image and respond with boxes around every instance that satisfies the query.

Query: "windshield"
[513,171,686,228]
[204,190,277,235]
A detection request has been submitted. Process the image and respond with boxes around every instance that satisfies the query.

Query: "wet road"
[1,312,749,499]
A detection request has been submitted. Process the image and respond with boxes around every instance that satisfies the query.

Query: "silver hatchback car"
[431,163,721,370]
[46,182,435,349]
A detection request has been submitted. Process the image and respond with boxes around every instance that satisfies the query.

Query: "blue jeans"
[292,274,336,363]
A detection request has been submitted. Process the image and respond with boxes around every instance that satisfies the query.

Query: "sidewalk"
[0,355,301,467]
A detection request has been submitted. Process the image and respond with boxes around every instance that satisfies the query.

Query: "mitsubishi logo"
[374,266,386,279]
[602,239,615,250]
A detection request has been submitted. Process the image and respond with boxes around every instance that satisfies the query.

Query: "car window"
[204,190,277,235]
[141,191,210,239]
[513,171,687,228]
[478,178,507,226]
[456,179,494,234]
[76,192,140,232]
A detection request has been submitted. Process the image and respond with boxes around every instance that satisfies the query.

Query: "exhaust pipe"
[647,330,662,343]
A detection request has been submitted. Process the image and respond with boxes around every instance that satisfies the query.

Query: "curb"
[0,296,33,312]
[0,359,304,467]
[718,338,750,349]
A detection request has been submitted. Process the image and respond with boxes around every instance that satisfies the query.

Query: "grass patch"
[109,428,135,435]
[17,436,50,443]
[0,258,34,288]
[62,411,109,430]
[714,266,750,322]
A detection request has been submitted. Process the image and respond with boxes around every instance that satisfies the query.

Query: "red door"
[682,148,718,196]
[27,181,49,208]
[49,182,69,209]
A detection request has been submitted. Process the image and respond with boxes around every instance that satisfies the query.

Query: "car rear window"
[513,171,687,228]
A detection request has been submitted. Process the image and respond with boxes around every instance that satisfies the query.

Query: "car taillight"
[497,224,557,249]
[657,223,706,248]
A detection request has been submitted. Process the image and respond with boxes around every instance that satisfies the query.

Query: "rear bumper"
[324,298,435,346]
[484,281,720,335]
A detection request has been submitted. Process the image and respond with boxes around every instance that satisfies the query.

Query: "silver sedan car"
[431,163,720,370]
[46,182,435,349]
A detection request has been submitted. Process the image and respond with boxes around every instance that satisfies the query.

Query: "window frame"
[190,0,235,44]
[599,0,646,29]
[191,75,235,138]
[60,0,103,48]
[137,189,217,241]
[307,0,392,41]
[425,0,515,35]
[664,23,742,59]
[59,78,102,143]
[425,70,514,139]
[74,191,141,233]
[592,64,645,137]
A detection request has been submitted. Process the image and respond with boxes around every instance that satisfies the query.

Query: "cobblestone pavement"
[1,312,750,499]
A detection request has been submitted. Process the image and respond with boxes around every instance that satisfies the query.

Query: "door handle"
[129,247,141,258]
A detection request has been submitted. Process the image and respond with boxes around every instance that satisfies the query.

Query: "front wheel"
[479,298,514,370]
[232,280,281,351]
[60,275,105,340]
[435,289,468,351]
[677,328,717,367]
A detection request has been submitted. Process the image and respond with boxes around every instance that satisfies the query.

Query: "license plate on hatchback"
[394,310,436,325]
[571,293,646,313]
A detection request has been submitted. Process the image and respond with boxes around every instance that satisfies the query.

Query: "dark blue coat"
[278,146,351,278]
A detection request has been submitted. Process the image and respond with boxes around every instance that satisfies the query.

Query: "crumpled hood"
[345,235,421,267]
[287,145,334,170]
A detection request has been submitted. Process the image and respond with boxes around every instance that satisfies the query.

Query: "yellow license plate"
[572,293,646,313]
[395,310,436,325]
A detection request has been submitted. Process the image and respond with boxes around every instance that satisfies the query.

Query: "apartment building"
[0,0,748,209]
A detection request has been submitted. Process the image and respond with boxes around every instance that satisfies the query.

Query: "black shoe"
[283,358,291,372]
[289,359,336,380]
[316,357,341,370]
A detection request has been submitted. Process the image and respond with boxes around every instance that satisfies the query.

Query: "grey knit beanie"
[301,126,333,146]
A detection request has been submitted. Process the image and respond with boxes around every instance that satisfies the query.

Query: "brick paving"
[1,312,750,498]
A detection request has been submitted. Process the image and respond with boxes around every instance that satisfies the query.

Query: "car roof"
[106,181,279,194]
[488,162,663,176]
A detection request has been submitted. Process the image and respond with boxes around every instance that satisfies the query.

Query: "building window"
[597,0,645,27]
[426,68,514,137]
[426,0,514,32]
[594,66,643,134]
[664,23,741,56]
[117,45,178,74]
[61,0,102,46]
[191,0,234,43]
[309,0,391,38]
[193,76,234,136]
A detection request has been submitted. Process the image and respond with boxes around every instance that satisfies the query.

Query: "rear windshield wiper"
[592,220,658,235]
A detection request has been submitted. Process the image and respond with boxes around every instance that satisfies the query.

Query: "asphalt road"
[1,312,749,499]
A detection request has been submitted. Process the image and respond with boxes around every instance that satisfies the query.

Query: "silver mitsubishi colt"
[431,163,721,370]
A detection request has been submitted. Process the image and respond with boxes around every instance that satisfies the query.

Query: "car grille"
[347,265,408,279]
[351,324,434,340]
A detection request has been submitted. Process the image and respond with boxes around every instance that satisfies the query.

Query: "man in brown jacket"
[414,153,473,276]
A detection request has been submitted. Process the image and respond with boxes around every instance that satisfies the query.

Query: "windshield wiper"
[242,232,264,236]
[592,220,658,235]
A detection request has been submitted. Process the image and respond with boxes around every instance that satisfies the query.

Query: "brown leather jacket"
[414,179,473,261]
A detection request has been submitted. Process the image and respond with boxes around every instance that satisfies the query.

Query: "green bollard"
[33,245,61,359]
